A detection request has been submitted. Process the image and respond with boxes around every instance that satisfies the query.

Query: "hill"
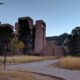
[46,33,69,45]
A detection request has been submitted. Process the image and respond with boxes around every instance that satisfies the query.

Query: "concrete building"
[41,40,65,57]
[0,18,67,57]
[15,17,46,55]
[15,16,66,57]
[34,20,46,54]
[16,17,33,54]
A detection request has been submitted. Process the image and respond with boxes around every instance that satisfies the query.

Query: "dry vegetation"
[0,70,35,80]
[0,70,62,80]
[58,56,80,70]
[0,55,54,64]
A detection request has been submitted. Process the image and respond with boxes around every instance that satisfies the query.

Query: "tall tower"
[34,20,46,53]
[16,17,33,54]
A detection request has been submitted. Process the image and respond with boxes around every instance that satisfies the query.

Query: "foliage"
[0,25,13,55]
[67,27,80,56]
[0,25,13,69]
[46,33,69,45]
[10,36,24,54]
[16,41,25,50]
[10,36,18,50]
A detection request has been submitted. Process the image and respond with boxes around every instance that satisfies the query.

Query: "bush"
[59,56,80,70]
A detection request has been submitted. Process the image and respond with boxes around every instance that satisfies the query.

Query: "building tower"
[16,17,33,54]
[34,20,46,54]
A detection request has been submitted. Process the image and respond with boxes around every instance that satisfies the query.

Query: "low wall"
[41,43,65,57]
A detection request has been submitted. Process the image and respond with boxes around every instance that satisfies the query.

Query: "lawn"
[0,55,54,64]
[58,56,80,70]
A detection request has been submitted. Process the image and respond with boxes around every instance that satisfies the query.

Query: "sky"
[0,0,80,36]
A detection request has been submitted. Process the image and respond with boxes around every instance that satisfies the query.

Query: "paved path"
[6,60,80,80]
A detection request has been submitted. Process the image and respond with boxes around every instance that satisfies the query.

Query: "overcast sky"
[0,0,80,36]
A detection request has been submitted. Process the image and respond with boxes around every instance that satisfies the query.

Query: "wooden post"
[4,46,7,70]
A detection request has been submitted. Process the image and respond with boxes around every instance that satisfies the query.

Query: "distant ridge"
[46,33,69,45]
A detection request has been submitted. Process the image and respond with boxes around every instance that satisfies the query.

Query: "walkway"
[6,60,80,80]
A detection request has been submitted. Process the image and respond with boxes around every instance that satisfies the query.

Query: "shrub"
[59,56,80,70]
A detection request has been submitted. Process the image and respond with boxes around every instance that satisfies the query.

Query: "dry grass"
[58,56,80,70]
[0,55,54,64]
[0,70,35,80]
[0,70,62,80]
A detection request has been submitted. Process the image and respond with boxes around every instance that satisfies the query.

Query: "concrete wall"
[41,41,64,57]
[41,43,54,56]
[34,20,45,53]
[53,45,64,57]
[15,16,65,57]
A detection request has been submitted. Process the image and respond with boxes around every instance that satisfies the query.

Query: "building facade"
[0,17,66,57]
[15,17,46,54]
[15,16,66,57]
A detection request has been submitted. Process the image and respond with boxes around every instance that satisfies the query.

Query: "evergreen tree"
[0,25,13,55]
[68,27,80,56]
